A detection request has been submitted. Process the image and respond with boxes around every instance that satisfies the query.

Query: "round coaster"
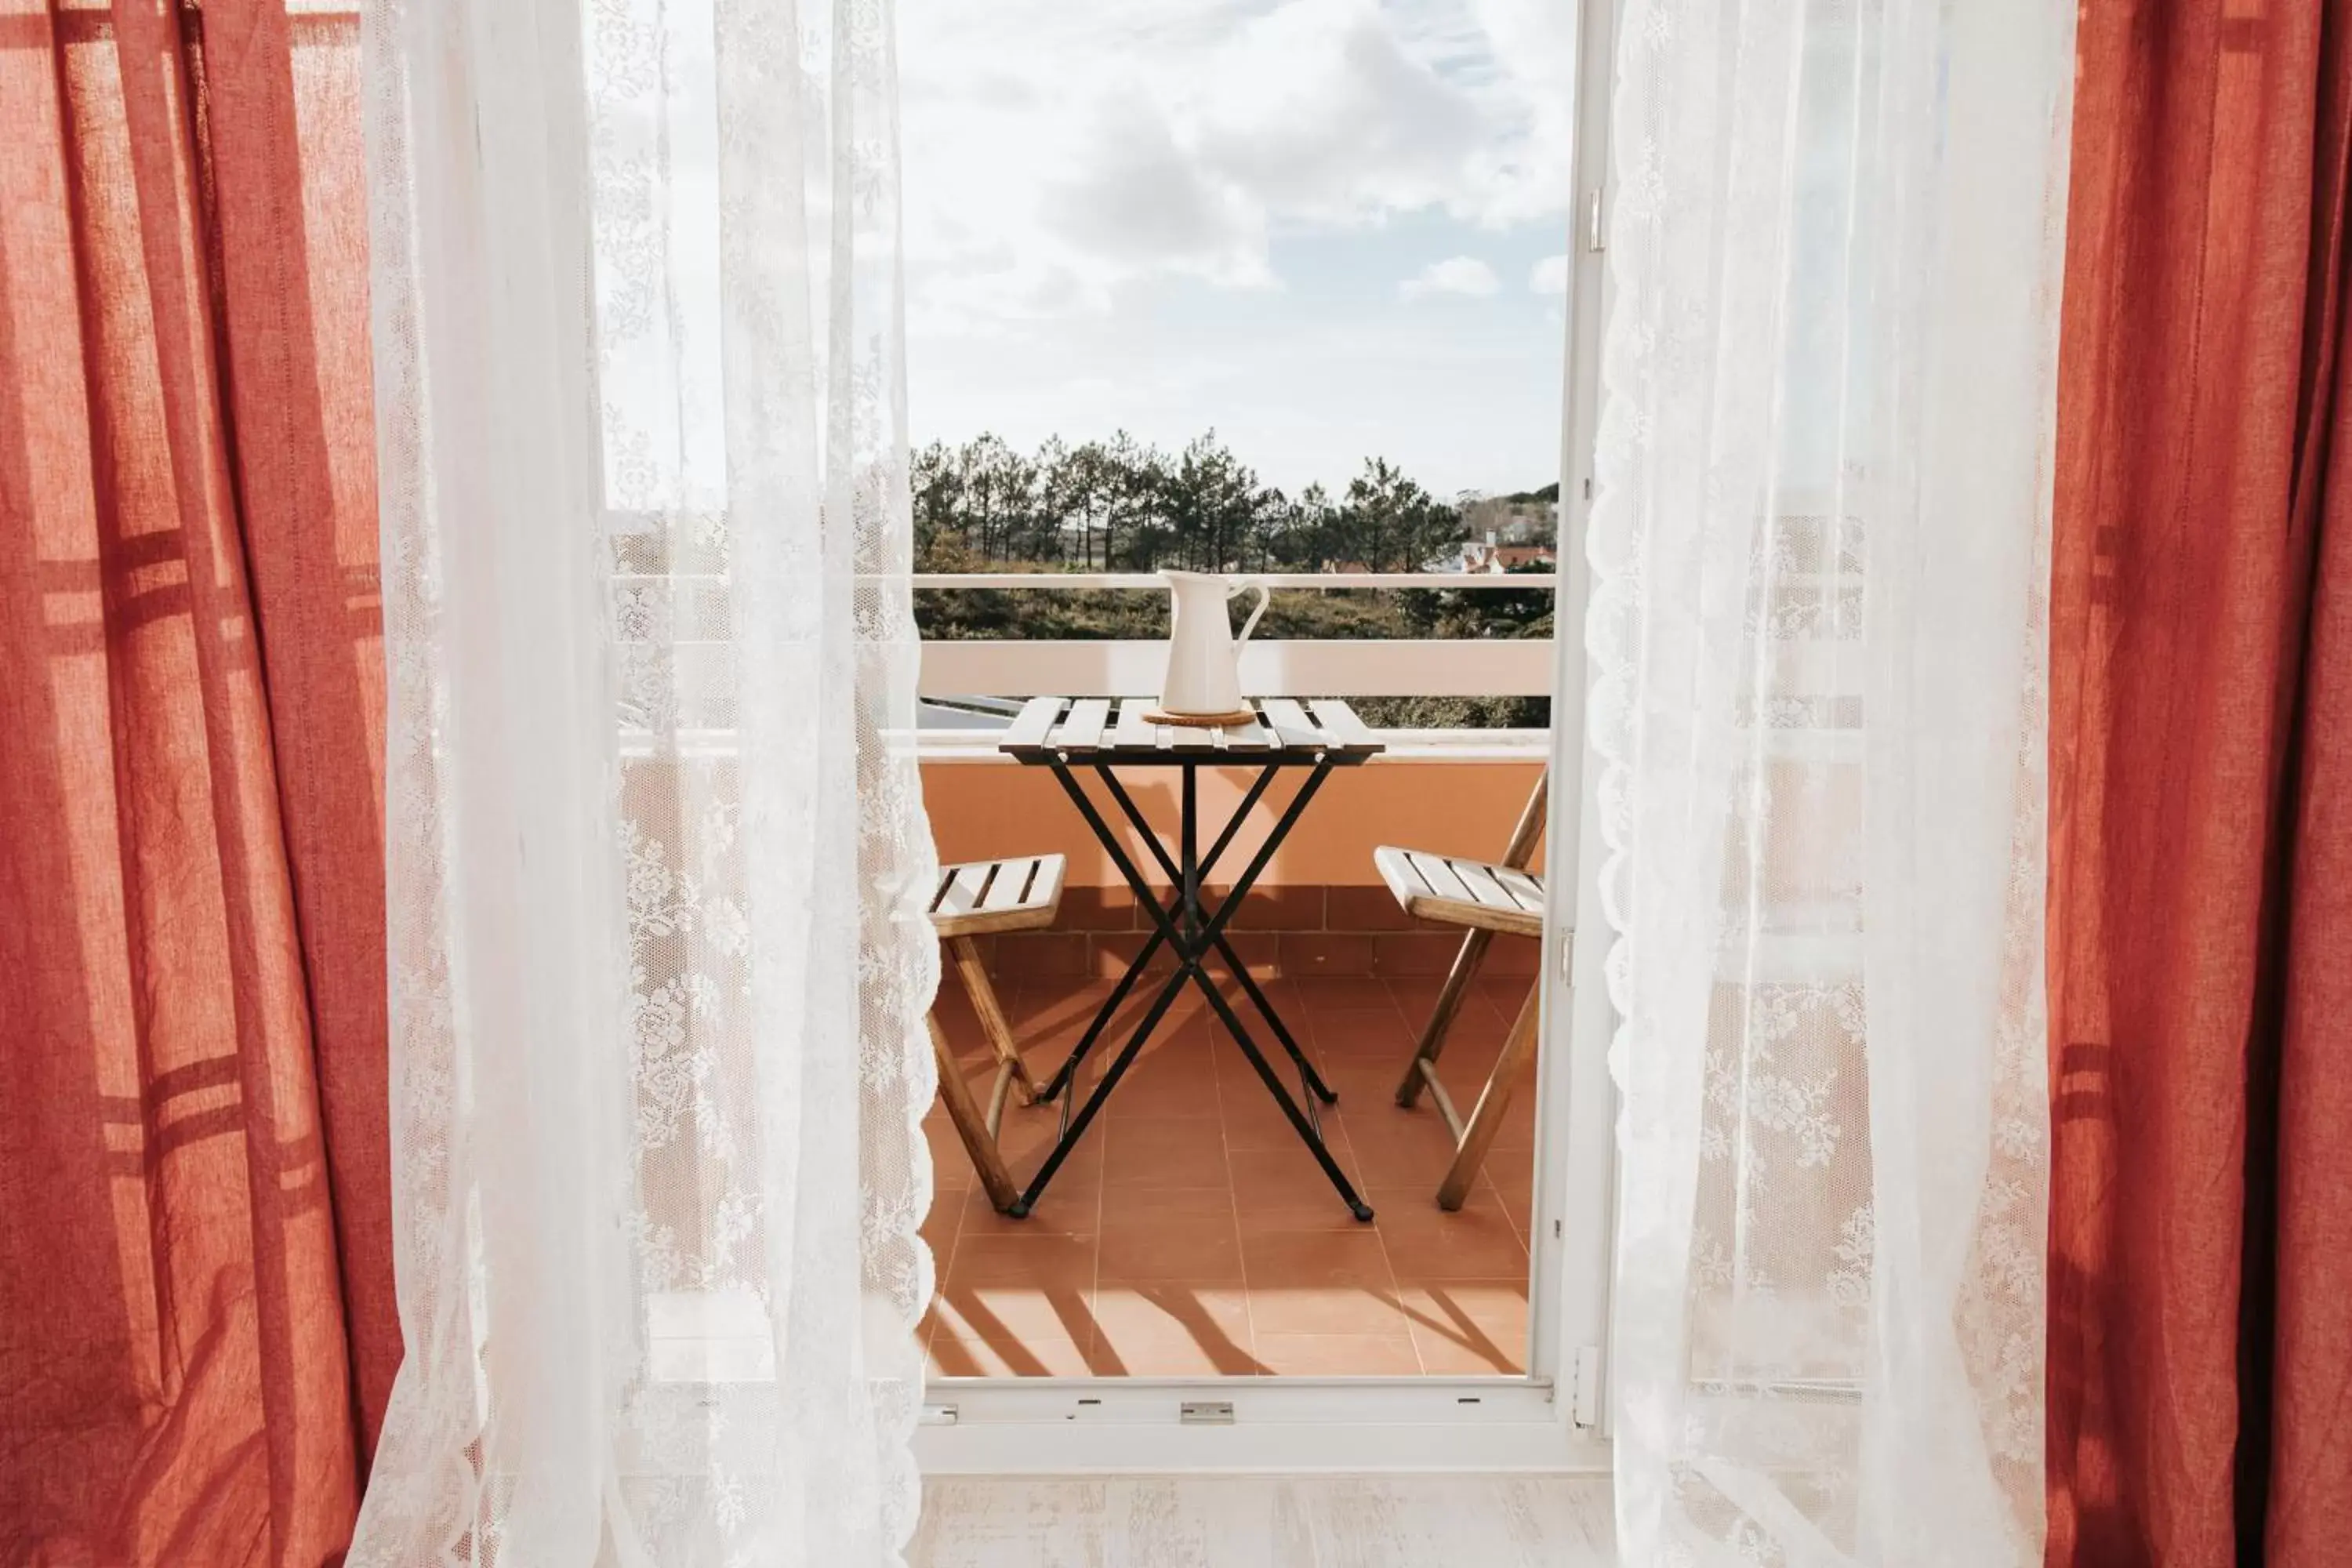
[1142,706,1258,729]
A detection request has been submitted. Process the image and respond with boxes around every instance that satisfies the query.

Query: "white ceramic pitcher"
[1158,570,1269,717]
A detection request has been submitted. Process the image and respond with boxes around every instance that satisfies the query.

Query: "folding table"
[996,695,1385,1221]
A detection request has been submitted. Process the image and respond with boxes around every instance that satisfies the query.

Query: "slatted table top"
[997,696,1386,766]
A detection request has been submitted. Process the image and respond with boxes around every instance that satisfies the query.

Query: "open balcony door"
[913,0,1623,1480]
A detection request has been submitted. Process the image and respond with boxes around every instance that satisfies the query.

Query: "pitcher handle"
[1229,579,1272,645]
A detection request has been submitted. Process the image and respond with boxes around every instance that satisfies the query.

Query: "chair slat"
[1003,695,1063,751]
[930,854,1067,938]
[1055,699,1111,750]
[1451,857,1519,911]
[1492,866,1545,912]
[1374,844,1432,898]
[1408,851,1478,906]
[980,856,1037,912]
[1025,851,1066,914]
[935,862,993,917]
[1169,724,1214,750]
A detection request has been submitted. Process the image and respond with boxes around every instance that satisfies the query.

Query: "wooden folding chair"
[1372,771,1548,1210]
[927,854,1064,1212]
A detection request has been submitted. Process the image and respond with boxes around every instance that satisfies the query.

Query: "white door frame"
[1529,0,1621,1455]
[915,0,1620,1476]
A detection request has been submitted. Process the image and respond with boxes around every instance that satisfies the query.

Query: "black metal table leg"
[1036,764,1279,1105]
[1092,767,1338,1103]
[1013,753,1370,1221]
[1189,967,1372,1221]
[1009,955,1195,1217]
[1034,922,1163,1105]
[1206,938,1338,1105]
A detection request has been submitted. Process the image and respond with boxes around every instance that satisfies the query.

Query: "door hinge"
[1584,187,1606,252]
[1180,1400,1235,1426]
[920,1403,959,1427]
[1559,927,1576,982]
[1571,1345,1603,1429]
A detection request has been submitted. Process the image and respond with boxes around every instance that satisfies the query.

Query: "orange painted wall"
[920,759,1545,886]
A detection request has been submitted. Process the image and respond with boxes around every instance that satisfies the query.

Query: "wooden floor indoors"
[909,1474,1617,1567]
[922,972,1539,1379]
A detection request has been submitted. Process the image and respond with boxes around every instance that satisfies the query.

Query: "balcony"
[913,572,1555,1382]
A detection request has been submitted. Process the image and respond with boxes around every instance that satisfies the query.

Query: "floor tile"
[1305,1007,1414,1060]
[1341,1107,1472,1188]
[1089,1285,1260,1376]
[1097,1212,1247,1285]
[1241,1229,1403,1337]
[920,973,1541,1379]
[1367,1188,1529,1279]
[1251,1333,1422,1376]
[1396,1279,1530,1376]
[1229,1144,1370,1232]
[1102,1116,1231,1189]
[959,1166,1099,1241]
[1311,1058,1417,1114]
[920,1198,965,1279]
[947,1230,1097,1287]
[992,1104,1102,1172]
[924,1117,978,1194]
[927,1327,1094,1379]
[1097,1183,1237,1223]
[1483,1145,1537,1236]
[1220,1075,1347,1152]
[1287,975,1396,1009]
[929,1271,1098,1361]
[1103,1043,1225,1120]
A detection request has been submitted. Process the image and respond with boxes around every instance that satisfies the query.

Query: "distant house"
[1461,495,1559,552]
[1457,534,1559,574]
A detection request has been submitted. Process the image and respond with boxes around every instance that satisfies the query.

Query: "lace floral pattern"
[1592,0,2074,1562]
[355,0,934,1561]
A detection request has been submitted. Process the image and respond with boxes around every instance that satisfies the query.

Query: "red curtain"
[1,2,394,1562]
[2049,2,2352,1564]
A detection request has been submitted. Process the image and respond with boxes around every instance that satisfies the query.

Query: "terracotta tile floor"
[922,972,1538,1379]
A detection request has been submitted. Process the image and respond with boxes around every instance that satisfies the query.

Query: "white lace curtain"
[1592,1,2074,1563]
[355,0,937,1562]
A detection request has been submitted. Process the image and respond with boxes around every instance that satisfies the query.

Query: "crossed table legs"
[1007,758,1375,1223]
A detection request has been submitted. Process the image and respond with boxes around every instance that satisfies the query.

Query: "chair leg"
[1396,927,1496,1108]
[931,1013,1020,1214]
[1437,980,1541,1213]
[951,935,1037,1106]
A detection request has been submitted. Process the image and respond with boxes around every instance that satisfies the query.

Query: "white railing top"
[913,572,1555,591]
[619,726,1552,762]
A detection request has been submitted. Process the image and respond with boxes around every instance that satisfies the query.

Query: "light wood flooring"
[909,1474,1617,1567]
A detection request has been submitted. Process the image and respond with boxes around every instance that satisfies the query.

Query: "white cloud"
[1401,256,1501,301]
[1039,96,1270,286]
[1189,0,1490,225]
[895,0,1578,491]
[1529,253,1570,296]
[898,0,1577,326]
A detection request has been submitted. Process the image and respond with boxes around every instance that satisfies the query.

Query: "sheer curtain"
[354,0,937,1562]
[1591,1,2074,1563]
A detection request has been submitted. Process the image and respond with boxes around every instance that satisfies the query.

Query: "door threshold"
[915,1375,1609,1475]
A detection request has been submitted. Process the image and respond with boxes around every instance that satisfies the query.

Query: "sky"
[895,0,1581,499]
